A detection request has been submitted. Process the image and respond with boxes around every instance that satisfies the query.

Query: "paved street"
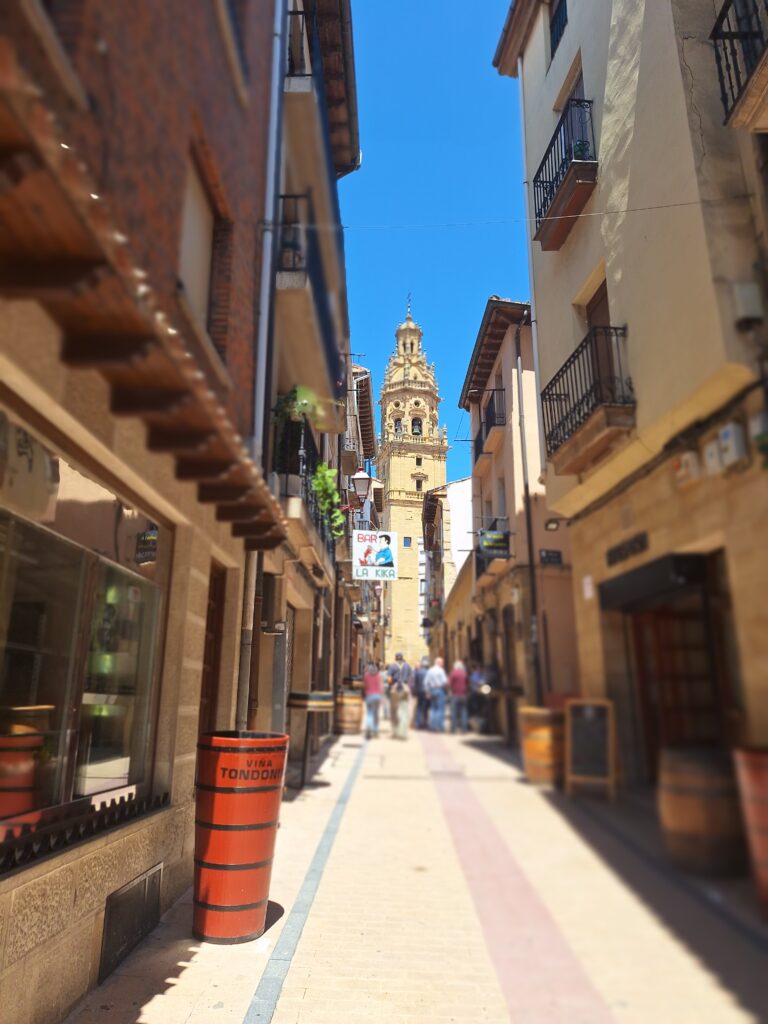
[65,728,768,1024]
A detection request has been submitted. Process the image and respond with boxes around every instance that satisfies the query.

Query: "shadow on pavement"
[460,735,768,1021]
[264,900,285,933]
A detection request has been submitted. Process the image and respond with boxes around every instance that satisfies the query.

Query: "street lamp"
[350,468,372,503]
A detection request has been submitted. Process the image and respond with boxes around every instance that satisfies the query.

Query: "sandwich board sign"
[352,530,398,580]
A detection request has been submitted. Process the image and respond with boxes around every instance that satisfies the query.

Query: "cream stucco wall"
[518,0,762,518]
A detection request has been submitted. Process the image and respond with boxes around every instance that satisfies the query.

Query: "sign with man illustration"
[352,530,399,580]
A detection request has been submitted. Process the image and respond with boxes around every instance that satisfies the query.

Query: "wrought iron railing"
[473,427,485,464]
[285,9,344,262]
[483,389,506,434]
[541,326,634,457]
[273,417,336,562]
[711,0,768,121]
[277,193,344,397]
[533,99,596,229]
[550,0,568,58]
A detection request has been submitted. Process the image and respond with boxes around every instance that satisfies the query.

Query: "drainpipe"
[236,0,287,731]
[517,54,547,469]
[515,320,544,707]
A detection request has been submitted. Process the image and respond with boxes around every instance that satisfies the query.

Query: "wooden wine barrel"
[658,748,746,876]
[733,748,768,915]
[334,690,363,735]
[518,706,564,786]
[194,731,288,943]
[0,733,42,819]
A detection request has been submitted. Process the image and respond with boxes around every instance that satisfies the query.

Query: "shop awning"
[599,555,708,612]
[0,40,286,550]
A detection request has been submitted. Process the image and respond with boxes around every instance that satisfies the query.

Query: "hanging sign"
[476,530,509,563]
[352,530,398,580]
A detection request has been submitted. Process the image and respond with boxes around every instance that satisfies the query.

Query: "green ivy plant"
[272,385,324,424]
[312,463,346,540]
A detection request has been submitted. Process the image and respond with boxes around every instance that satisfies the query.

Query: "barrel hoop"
[194,857,273,871]
[195,818,279,832]
[660,784,737,798]
[197,743,287,754]
[193,897,268,912]
[195,782,283,794]
[0,743,42,753]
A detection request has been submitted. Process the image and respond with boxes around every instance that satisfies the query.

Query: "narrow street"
[64,729,768,1024]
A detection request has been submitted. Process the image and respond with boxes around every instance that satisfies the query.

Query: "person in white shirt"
[424,657,448,732]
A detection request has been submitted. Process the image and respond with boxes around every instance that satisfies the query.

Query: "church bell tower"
[378,307,448,664]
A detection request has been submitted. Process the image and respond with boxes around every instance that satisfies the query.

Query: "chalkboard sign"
[564,699,617,799]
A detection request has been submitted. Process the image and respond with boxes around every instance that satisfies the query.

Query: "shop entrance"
[600,552,739,784]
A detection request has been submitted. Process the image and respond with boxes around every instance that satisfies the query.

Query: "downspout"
[237,0,287,731]
[515,320,544,707]
[517,54,547,469]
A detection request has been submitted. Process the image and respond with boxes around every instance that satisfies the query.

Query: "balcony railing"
[273,417,336,563]
[712,0,768,123]
[473,427,485,464]
[285,9,345,242]
[277,193,343,397]
[541,326,634,457]
[483,390,506,434]
[533,99,596,231]
[550,0,568,59]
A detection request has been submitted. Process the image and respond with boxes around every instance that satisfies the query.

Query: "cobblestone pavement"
[65,727,768,1024]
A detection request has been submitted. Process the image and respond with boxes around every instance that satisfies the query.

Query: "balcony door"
[586,282,617,404]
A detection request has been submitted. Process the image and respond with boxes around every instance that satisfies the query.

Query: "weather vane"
[406,291,412,318]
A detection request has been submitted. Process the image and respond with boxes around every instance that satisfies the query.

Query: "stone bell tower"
[378,306,448,664]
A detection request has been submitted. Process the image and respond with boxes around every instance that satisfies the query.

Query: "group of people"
[362,652,486,740]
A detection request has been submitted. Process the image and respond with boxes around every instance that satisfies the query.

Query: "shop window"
[0,409,165,831]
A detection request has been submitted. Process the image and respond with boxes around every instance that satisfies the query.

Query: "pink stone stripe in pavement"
[421,733,614,1024]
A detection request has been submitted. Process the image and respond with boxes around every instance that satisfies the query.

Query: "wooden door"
[199,565,226,737]
[632,602,722,780]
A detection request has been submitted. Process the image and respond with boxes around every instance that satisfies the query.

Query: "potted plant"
[572,139,591,161]
[311,463,346,541]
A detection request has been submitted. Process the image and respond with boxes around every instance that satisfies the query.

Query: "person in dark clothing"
[412,656,430,729]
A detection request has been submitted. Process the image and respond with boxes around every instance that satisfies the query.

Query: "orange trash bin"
[194,731,288,943]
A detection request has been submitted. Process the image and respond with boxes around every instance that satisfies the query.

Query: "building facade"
[495,0,768,780]
[378,311,448,664]
[458,297,578,716]
[422,477,472,660]
[0,2,361,1021]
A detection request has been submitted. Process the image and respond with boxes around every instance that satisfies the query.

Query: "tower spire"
[406,291,412,319]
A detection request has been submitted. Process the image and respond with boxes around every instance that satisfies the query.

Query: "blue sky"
[339,0,529,480]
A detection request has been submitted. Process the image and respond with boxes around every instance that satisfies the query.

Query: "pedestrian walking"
[449,660,469,734]
[413,656,430,729]
[387,653,413,739]
[379,661,390,720]
[425,657,448,732]
[363,661,382,739]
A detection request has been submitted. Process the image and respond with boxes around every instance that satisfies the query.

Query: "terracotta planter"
[733,748,768,916]
[518,705,564,786]
[657,748,746,876]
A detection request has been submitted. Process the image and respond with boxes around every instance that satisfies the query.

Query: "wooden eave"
[493,0,541,78]
[353,370,376,460]
[0,40,286,549]
[309,0,360,177]
[459,298,530,410]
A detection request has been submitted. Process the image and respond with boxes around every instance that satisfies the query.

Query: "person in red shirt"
[448,660,469,735]
[363,661,383,738]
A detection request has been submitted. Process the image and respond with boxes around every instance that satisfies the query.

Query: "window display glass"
[0,408,166,827]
